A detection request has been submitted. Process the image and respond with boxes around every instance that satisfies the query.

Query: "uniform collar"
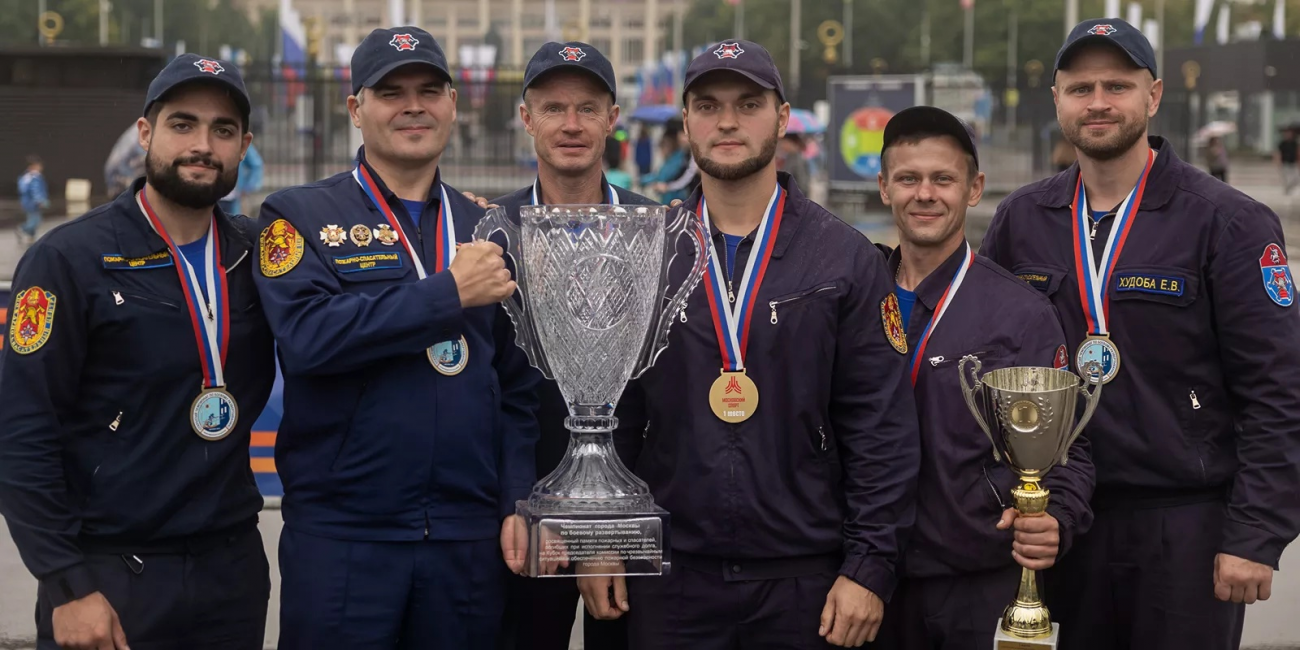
[1039,136,1180,211]
[887,240,973,311]
[354,146,444,209]
[530,173,617,205]
[686,171,806,258]
[112,177,251,267]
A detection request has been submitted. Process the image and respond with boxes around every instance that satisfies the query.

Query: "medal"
[354,164,466,371]
[1070,149,1154,384]
[709,370,759,423]
[699,184,785,423]
[908,243,975,386]
[191,388,239,441]
[428,335,470,376]
[137,191,239,441]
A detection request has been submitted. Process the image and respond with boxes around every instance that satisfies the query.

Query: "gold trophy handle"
[1060,361,1104,466]
[958,355,1001,463]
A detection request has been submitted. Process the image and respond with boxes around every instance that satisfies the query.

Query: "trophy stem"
[1000,477,1054,640]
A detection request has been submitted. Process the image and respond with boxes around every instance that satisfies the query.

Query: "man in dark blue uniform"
[983,18,1300,649]
[0,54,274,650]
[579,40,921,649]
[252,26,540,650]
[490,42,657,650]
[868,106,1095,649]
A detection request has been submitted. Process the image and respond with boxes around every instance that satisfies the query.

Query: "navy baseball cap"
[523,42,616,99]
[683,40,785,103]
[881,106,980,170]
[143,54,250,127]
[351,26,452,96]
[1055,18,1157,80]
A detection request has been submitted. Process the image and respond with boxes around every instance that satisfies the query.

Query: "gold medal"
[428,335,469,376]
[709,370,759,423]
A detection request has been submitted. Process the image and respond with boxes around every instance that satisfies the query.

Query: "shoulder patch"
[261,219,305,278]
[10,287,56,354]
[1054,344,1070,370]
[881,293,908,354]
[1260,243,1294,307]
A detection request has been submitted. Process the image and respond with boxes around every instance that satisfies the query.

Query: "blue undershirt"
[401,199,425,227]
[177,232,209,295]
[895,285,917,331]
[723,233,744,279]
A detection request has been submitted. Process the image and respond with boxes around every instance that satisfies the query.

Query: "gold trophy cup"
[958,356,1102,649]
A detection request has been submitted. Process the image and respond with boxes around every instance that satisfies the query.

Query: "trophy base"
[517,500,671,578]
[993,622,1059,650]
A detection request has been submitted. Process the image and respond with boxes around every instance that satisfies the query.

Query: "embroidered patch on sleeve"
[1260,243,1294,307]
[260,219,305,278]
[10,287,56,354]
[881,293,908,354]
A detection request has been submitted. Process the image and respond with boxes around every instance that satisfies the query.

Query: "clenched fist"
[449,241,516,308]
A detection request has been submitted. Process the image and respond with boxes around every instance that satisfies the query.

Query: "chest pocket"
[329,251,413,285]
[766,283,838,325]
[1011,266,1066,297]
[1109,266,1199,307]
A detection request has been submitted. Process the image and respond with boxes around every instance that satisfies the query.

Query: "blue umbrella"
[630,104,682,124]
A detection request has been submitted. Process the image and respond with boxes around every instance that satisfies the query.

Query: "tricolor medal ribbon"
[1070,148,1155,385]
[700,184,785,423]
[137,191,238,441]
[354,164,468,374]
[908,242,975,386]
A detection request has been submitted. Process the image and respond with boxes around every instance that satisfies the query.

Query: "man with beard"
[0,54,275,649]
[868,106,1094,650]
[251,27,538,649]
[489,41,657,650]
[982,18,1300,649]
[578,40,921,649]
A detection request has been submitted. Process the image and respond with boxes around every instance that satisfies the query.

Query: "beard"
[145,148,238,209]
[692,126,780,182]
[1063,107,1149,161]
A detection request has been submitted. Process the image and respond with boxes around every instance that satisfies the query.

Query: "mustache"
[172,155,223,171]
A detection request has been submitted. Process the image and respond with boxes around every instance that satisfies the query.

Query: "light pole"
[790,0,802,101]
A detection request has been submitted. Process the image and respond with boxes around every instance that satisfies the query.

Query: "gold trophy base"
[994,479,1057,645]
[993,621,1058,650]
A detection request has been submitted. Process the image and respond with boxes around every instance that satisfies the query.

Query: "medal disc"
[428,335,470,375]
[709,371,759,423]
[191,388,239,441]
[1075,335,1121,385]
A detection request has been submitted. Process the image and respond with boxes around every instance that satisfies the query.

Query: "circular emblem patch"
[428,335,470,375]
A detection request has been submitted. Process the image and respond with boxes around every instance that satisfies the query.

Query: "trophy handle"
[958,355,1001,463]
[1059,361,1104,466]
[633,208,709,378]
[472,207,554,379]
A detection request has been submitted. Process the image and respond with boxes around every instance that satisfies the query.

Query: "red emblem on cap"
[194,59,224,75]
[714,42,745,59]
[390,33,419,51]
[559,46,586,62]
[1087,24,1118,36]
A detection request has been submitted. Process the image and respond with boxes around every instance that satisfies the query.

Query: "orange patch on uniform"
[250,431,277,447]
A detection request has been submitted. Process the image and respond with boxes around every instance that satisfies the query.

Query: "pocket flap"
[330,251,411,282]
[1110,266,1198,306]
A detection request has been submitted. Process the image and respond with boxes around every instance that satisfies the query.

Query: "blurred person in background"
[640,120,693,203]
[218,143,265,215]
[634,124,655,177]
[605,135,635,189]
[777,133,810,190]
[1205,135,1229,183]
[17,155,49,248]
[1277,126,1298,194]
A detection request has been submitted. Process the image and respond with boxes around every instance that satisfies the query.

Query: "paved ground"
[2,159,1300,649]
